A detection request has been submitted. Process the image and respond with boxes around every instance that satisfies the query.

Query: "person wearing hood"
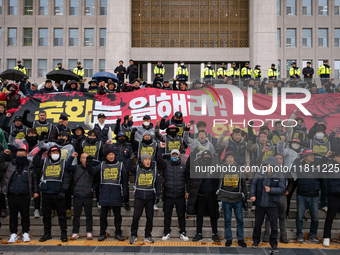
[175,61,188,81]
[217,151,247,248]
[187,150,220,243]
[131,130,158,163]
[33,146,71,242]
[155,124,185,155]
[71,124,86,152]
[105,81,116,93]
[295,149,322,244]
[157,143,190,242]
[309,83,320,94]
[22,110,52,139]
[39,80,57,94]
[114,60,127,84]
[250,156,285,253]
[79,130,104,164]
[126,153,161,244]
[131,115,155,142]
[85,111,112,144]
[329,128,340,151]
[114,115,133,141]
[203,62,215,81]
[64,80,79,92]
[49,114,71,142]
[153,61,165,83]
[73,61,84,79]
[308,121,329,141]
[66,152,96,241]
[318,60,331,86]
[0,148,39,243]
[241,62,252,80]
[0,83,25,114]
[160,111,187,137]
[86,80,100,94]
[309,125,330,163]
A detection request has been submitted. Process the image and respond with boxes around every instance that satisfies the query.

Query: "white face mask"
[291,143,300,150]
[143,121,150,127]
[181,63,184,66]
[207,65,211,67]
[315,133,324,140]
[51,154,60,161]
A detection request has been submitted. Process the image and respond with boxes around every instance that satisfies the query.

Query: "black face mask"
[167,131,177,137]
[174,119,182,124]
[142,139,153,145]
[87,138,97,144]
[118,138,126,144]
[202,157,212,166]
[57,138,65,145]
[16,156,28,166]
[26,136,38,145]
[127,121,133,127]
[9,90,16,95]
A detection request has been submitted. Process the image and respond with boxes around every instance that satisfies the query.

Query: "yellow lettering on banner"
[35,126,49,136]
[36,102,64,122]
[83,146,97,157]
[141,147,154,157]
[138,173,153,186]
[312,145,328,156]
[61,149,68,160]
[45,165,61,177]
[16,132,25,140]
[223,174,239,188]
[168,141,181,151]
[103,168,118,180]
[65,99,93,122]
[262,151,273,161]
[177,127,184,137]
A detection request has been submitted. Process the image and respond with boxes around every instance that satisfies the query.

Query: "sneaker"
[225,240,232,247]
[153,204,159,211]
[1,209,6,218]
[271,245,279,253]
[130,235,137,244]
[251,205,256,211]
[66,209,72,219]
[51,210,55,218]
[252,241,259,248]
[87,233,93,240]
[115,234,124,241]
[124,202,131,211]
[61,233,68,242]
[212,233,220,242]
[39,234,52,242]
[70,233,79,240]
[297,237,304,243]
[23,233,30,242]
[98,235,107,241]
[309,237,320,244]
[97,203,101,209]
[180,232,189,242]
[8,233,18,243]
[162,233,170,241]
[34,209,40,218]
[144,236,154,243]
[238,240,247,248]
[321,207,328,212]
[280,237,289,243]
[323,238,330,247]
[17,212,21,218]
[243,207,249,213]
[192,233,203,242]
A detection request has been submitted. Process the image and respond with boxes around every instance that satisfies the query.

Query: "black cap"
[292,62,296,65]
[77,61,81,64]
[59,130,69,137]
[221,62,225,65]
[13,116,22,122]
[59,114,68,121]
[98,113,106,119]
[57,62,62,65]
[143,115,151,120]
[323,60,328,62]
[174,111,183,118]
[164,80,169,83]
[70,80,77,85]
[245,62,249,65]
[232,62,236,65]
[72,124,85,135]
[17,60,21,63]
[202,150,212,157]
[89,80,98,85]
[271,63,275,67]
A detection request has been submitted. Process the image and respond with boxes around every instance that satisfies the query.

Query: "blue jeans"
[296,195,319,239]
[222,201,244,240]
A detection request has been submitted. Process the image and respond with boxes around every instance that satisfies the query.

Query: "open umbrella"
[46,69,81,82]
[0,69,26,81]
[92,72,119,83]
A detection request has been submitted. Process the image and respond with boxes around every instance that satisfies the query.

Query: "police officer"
[73,61,84,79]
[203,62,215,81]
[88,146,128,241]
[85,111,112,144]
[22,110,52,138]
[14,60,26,75]
[253,65,262,82]
[318,60,331,85]
[267,63,278,80]
[289,62,300,80]
[217,63,228,80]
[241,62,252,80]
[176,61,189,81]
[55,62,64,70]
[33,146,71,242]
[228,62,240,79]
[154,61,165,82]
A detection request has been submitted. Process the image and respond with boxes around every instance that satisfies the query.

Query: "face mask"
[26,136,38,145]
[167,131,177,137]
[87,138,97,144]
[207,65,211,67]
[142,139,153,145]
[143,121,150,127]
[57,138,65,145]
[10,90,16,95]
[291,143,300,150]
[51,154,60,161]
[315,133,324,140]
[127,121,133,127]
[118,138,126,144]
[295,124,303,130]
[174,119,182,124]
[181,64,184,66]
[171,156,180,162]
[16,156,27,166]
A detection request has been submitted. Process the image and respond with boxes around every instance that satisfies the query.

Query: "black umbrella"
[46,69,81,82]
[0,69,26,81]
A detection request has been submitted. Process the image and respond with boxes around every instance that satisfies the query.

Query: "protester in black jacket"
[39,80,57,94]
[126,60,138,84]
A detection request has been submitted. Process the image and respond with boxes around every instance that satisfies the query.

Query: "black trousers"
[253,205,278,247]
[0,193,7,210]
[42,193,67,236]
[65,190,72,210]
[73,197,93,234]
[100,206,122,236]
[7,194,30,233]
[34,193,41,210]
[163,196,186,235]
[196,195,218,235]
[131,198,154,238]
[286,180,297,216]
[323,195,340,238]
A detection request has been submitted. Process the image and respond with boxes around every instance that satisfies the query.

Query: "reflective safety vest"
[318,65,331,78]
[176,66,188,76]
[138,140,157,162]
[310,138,330,158]
[42,158,65,182]
[289,67,300,78]
[256,140,275,162]
[217,67,228,78]
[134,165,157,191]
[267,68,278,79]
[10,125,28,140]
[82,140,102,160]
[228,67,239,77]
[241,67,252,78]
[73,67,84,78]
[254,69,262,78]
[54,67,64,70]
[14,66,26,75]
[203,67,215,78]
[33,121,52,137]
[154,65,165,76]
[100,161,122,186]
[165,135,183,154]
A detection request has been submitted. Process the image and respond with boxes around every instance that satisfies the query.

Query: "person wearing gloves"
[114,115,133,141]
[126,153,161,244]
[1,114,28,141]
[87,146,128,241]
[79,130,105,164]
[217,151,247,248]
[155,123,185,155]
[49,114,71,142]
[33,146,71,242]
[22,110,52,138]
[159,111,186,137]
[250,156,285,253]
[157,143,190,241]
[131,115,155,142]
[0,84,25,114]
[85,111,112,144]
[0,148,39,243]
